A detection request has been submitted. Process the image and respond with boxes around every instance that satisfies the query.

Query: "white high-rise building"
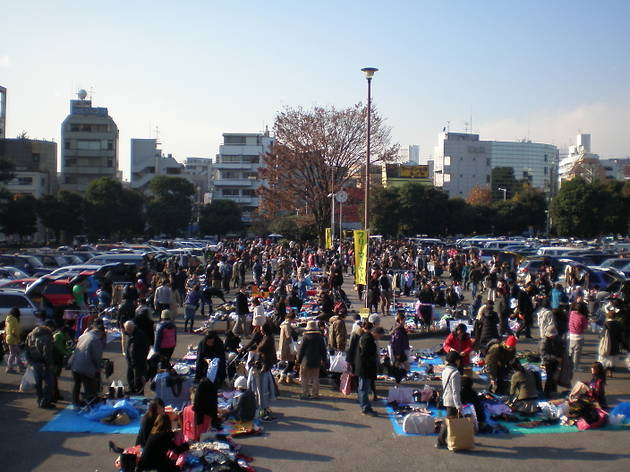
[396,145,420,165]
[129,138,183,190]
[213,132,273,223]
[558,133,599,183]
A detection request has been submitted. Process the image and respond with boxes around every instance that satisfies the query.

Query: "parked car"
[0,289,41,332]
[0,278,36,290]
[599,258,630,270]
[0,266,30,285]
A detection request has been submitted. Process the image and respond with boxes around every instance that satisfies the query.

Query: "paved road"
[1,279,629,472]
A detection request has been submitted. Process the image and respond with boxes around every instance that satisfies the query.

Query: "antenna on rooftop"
[155,125,161,144]
[88,87,95,101]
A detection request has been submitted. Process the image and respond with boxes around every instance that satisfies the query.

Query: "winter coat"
[297,331,327,369]
[278,321,297,362]
[328,315,347,352]
[485,343,515,381]
[235,292,249,316]
[125,331,150,369]
[4,313,20,345]
[256,334,277,371]
[443,332,473,366]
[510,370,538,400]
[154,320,177,350]
[354,332,378,380]
[134,310,155,346]
[475,310,500,348]
[537,307,557,338]
[568,310,588,336]
[70,330,105,377]
[441,364,462,409]
[390,324,410,359]
[25,326,54,367]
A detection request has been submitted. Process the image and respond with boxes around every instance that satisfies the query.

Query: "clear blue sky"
[2,0,630,178]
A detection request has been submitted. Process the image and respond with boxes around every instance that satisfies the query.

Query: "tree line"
[0,173,246,243]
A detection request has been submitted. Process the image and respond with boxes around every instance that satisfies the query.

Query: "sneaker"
[261,414,277,422]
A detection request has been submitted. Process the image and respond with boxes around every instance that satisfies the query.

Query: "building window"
[222,155,241,163]
[486,175,490,183]
[70,124,80,132]
[32,153,40,163]
[81,124,91,132]
[65,158,76,167]
[65,141,71,150]
[487,158,491,166]
[222,189,239,196]
[224,136,247,145]
[244,156,260,164]
[544,167,548,175]
[17,177,33,185]
[107,158,113,168]
[77,140,101,151]
[242,189,257,197]
[107,141,113,150]
[223,171,241,179]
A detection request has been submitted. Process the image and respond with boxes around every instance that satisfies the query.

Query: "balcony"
[213,179,255,186]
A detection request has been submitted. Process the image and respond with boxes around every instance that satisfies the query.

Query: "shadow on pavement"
[471,444,630,461]
[239,444,334,462]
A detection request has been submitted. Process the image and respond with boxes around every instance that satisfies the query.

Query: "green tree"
[269,214,318,241]
[550,177,611,237]
[370,187,401,237]
[146,176,195,237]
[1,194,37,243]
[118,188,146,238]
[199,200,244,238]
[398,183,449,236]
[490,167,522,201]
[37,191,86,242]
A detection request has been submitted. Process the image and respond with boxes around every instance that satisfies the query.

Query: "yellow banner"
[353,229,368,285]
[325,227,332,249]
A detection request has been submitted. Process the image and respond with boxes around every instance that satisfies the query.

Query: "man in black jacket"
[233,287,249,336]
[134,299,155,346]
[124,321,150,394]
[354,323,385,416]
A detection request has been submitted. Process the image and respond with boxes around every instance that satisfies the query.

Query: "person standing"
[124,320,150,395]
[328,310,348,390]
[436,351,463,449]
[278,311,298,384]
[297,320,327,399]
[354,323,384,416]
[233,287,250,336]
[183,284,201,333]
[154,310,177,363]
[389,313,410,384]
[134,299,155,347]
[154,279,173,316]
[69,320,105,407]
[25,320,56,409]
[4,307,22,373]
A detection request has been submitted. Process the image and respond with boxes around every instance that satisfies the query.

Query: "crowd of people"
[2,237,629,467]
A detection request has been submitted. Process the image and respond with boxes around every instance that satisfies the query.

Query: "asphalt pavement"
[1,279,629,472]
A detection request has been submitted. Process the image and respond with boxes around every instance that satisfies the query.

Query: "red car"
[25,277,76,308]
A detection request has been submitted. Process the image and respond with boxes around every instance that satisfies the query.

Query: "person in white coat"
[436,351,462,449]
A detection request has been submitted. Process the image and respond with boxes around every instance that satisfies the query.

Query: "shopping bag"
[340,372,356,395]
[446,416,475,451]
[19,366,36,392]
[329,351,348,373]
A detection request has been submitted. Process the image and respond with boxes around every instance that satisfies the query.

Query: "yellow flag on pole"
[353,230,368,285]
[325,227,332,249]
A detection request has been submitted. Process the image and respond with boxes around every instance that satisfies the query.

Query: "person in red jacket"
[443,323,473,369]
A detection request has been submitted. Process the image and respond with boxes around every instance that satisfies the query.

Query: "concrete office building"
[433,132,492,198]
[60,91,119,193]
[0,86,6,139]
[0,138,58,197]
[213,132,273,223]
[433,131,559,198]
[489,141,559,196]
[129,138,183,190]
[558,133,599,183]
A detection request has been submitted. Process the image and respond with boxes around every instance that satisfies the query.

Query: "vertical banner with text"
[325,227,332,249]
[353,229,368,285]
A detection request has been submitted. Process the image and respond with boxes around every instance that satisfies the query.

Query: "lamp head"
[361,67,379,79]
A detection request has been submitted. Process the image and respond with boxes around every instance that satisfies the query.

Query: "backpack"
[25,331,43,363]
[402,413,435,434]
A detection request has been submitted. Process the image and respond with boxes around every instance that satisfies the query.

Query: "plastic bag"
[112,399,141,419]
[19,366,36,392]
[609,402,630,424]
[83,404,117,421]
[329,351,348,373]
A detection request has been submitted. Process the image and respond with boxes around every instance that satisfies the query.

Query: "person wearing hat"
[436,351,462,449]
[354,323,385,416]
[485,335,517,394]
[154,309,177,363]
[25,319,56,409]
[297,320,327,399]
[226,376,257,422]
[599,305,624,376]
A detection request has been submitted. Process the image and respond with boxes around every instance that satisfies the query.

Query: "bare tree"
[259,103,398,241]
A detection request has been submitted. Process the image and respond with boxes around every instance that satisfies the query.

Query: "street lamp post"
[361,66,377,309]
[498,187,507,201]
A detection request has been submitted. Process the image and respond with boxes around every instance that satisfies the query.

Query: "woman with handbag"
[598,306,624,377]
[436,351,462,449]
[389,313,410,384]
